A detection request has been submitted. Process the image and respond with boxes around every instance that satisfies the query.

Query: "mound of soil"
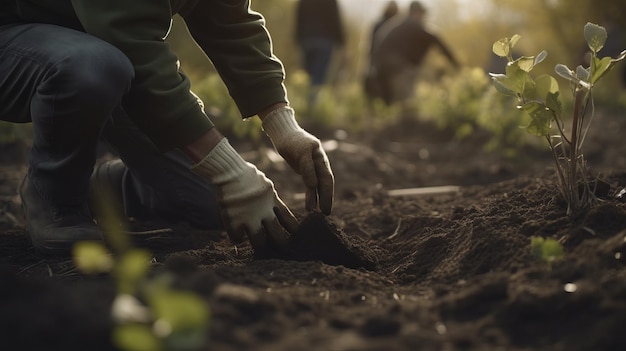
[261,212,378,270]
[1,112,626,351]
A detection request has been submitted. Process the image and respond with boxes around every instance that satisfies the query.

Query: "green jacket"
[1,0,288,151]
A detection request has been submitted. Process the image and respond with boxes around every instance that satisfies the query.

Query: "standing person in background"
[371,1,459,109]
[295,0,345,103]
[364,0,400,100]
[371,1,400,51]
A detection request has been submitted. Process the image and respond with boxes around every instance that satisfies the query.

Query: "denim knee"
[49,39,134,112]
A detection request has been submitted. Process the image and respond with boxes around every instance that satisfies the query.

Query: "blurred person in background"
[0,0,334,255]
[294,0,346,105]
[370,1,459,110]
[364,0,400,100]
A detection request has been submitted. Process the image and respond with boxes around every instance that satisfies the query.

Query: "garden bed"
[1,112,625,350]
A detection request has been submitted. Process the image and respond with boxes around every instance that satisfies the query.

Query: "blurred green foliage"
[165,0,626,152]
[75,188,210,351]
[2,0,626,161]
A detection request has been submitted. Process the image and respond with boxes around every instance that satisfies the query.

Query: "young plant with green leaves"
[530,236,564,270]
[491,23,626,217]
[74,189,210,351]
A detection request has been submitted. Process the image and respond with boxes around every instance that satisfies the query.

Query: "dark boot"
[20,175,103,255]
[89,159,127,225]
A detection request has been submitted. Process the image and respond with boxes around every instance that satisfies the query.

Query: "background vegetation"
[3,0,626,157]
[163,0,626,152]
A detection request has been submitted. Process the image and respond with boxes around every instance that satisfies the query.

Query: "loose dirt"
[1,111,626,351]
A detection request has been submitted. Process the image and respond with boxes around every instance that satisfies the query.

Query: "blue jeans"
[300,38,335,86]
[0,23,221,230]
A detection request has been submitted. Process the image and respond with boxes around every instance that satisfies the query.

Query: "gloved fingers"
[298,151,318,189]
[312,148,334,215]
[305,187,318,213]
[226,225,246,245]
[244,224,268,255]
[299,146,326,213]
[262,217,290,249]
[222,210,246,244]
[273,199,300,235]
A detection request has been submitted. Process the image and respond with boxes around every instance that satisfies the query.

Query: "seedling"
[74,189,210,351]
[530,236,564,270]
[491,23,626,217]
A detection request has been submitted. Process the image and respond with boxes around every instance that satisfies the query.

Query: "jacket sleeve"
[181,0,288,118]
[70,0,214,152]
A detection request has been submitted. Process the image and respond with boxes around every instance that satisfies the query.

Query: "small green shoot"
[73,241,114,274]
[73,188,210,351]
[491,23,626,217]
[531,236,564,270]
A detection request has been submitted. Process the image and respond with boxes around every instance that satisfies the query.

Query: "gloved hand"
[192,138,299,252]
[262,106,334,215]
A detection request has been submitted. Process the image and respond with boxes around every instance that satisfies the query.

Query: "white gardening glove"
[192,138,299,252]
[262,106,334,215]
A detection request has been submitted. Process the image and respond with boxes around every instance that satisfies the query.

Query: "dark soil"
[2,111,626,351]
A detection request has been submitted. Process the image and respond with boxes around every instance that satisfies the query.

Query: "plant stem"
[568,87,588,216]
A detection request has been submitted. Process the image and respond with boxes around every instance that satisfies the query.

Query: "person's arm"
[181,0,288,118]
[432,33,459,68]
[70,0,214,152]
[182,1,334,215]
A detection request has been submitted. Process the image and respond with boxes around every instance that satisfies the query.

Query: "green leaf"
[534,50,548,66]
[554,64,577,82]
[492,38,510,58]
[545,91,562,119]
[492,34,521,58]
[492,75,517,97]
[535,74,559,98]
[530,236,545,257]
[521,101,552,136]
[584,22,607,54]
[576,65,590,82]
[149,289,210,334]
[73,241,113,275]
[589,51,626,85]
[115,249,153,295]
[113,324,163,351]
[506,62,536,97]
[535,74,561,118]
[590,56,614,84]
[531,236,564,262]
[516,56,536,72]
[541,239,565,261]
[509,34,521,49]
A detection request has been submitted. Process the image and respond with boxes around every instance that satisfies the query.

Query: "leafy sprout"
[73,189,210,351]
[490,23,626,217]
[531,236,564,270]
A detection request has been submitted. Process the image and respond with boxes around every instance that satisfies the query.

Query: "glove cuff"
[262,106,301,143]
[191,138,249,184]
